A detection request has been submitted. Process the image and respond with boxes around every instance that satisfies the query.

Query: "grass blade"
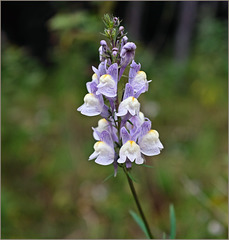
[169,204,176,239]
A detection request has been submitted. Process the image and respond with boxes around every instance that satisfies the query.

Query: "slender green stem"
[123,167,154,239]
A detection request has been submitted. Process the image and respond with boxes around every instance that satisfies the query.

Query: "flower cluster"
[77,15,163,174]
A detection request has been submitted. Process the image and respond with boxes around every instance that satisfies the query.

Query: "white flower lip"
[99,74,114,84]
[135,71,147,82]
[139,130,163,156]
[96,74,117,97]
[93,118,109,140]
[118,140,144,164]
[77,93,103,116]
[84,93,100,106]
[117,96,140,116]
[89,141,114,165]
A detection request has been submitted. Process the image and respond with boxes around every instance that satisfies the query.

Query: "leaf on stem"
[142,164,154,169]
[127,171,138,183]
[169,204,176,239]
[129,210,151,239]
[102,173,114,183]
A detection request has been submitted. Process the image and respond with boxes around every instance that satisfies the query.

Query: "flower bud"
[119,26,124,32]
[100,40,107,47]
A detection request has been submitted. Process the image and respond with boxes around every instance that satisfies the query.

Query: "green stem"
[123,167,154,239]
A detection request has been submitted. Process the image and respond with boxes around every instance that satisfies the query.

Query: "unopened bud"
[119,26,124,32]
[113,17,119,26]
[100,40,107,46]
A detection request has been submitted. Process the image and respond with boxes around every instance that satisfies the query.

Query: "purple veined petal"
[92,66,100,79]
[97,94,104,106]
[140,144,161,156]
[120,127,131,144]
[116,103,128,117]
[86,81,98,94]
[107,97,116,111]
[135,154,145,164]
[119,42,136,80]
[92,127,101,141]
[126,112,145,135]
[135,155,145,164]
[107,63,118,83]
[120,42,136,59]
[111,128,119,143]
[92,118,109,140]
[139,120,152,138]
[98,61,107,76]
[89,150,99,160]
[134,85,146,99]
[113,156,118,177]
[156,139,164,149]
[126,159,132,168]
[95,154,114,165]
[90,141,115,165]
[123,83,134,100]
[77,93,104,116]
[117,155,126,163]
[77,103,101,116]
[100,130,113,148]
[129,60,141,84]
[139,129,163,156]
[121,36,128,49]
[100,104,110,118]
[120,112,132,128]
[96,74,117,98]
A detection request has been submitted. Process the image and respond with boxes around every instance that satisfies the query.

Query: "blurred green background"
[2,1,228,239]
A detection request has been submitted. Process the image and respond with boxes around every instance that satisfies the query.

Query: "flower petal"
[120,127,131,144]
[123,83,134,100]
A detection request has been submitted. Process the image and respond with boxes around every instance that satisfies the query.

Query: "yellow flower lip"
[132,97,135,101]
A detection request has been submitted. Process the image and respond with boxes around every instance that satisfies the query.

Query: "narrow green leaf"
[162,232,167,239]
[129,210,150,239]
[142,164,154,169]
[103,173,114,183]
[169,204,176,239]
[127,171,138,183]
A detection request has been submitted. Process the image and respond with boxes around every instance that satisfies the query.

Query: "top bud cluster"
[77,15,163,174]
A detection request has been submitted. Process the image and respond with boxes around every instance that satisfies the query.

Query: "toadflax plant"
[77,14,165,239]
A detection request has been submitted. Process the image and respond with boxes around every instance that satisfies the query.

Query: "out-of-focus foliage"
[2,7,227,239]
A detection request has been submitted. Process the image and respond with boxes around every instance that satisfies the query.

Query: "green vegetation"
[2,10,227,239]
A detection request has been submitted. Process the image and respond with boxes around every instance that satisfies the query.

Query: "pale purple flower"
[96,63,118,98]
[126,111,145,134]
[116,83,140,117]
[117,120,163,165]
[77,93,104,116]
[137,120,164,156]
[129,60,152,93]
[119,42,136,79]
[99,40,108,62]
[77,16,164,172]
[92,118,118,143]
[89,130,115,165]
[117,127,144,165]
[77,81,104,116]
